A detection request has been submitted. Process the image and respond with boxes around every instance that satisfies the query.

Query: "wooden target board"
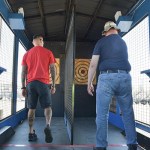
[75,59,96,85]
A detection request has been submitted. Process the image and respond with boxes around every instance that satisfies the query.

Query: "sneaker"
[128,144,137,150]
[28,130,37,142]
[44,127,53,143]
[93,147,106,150]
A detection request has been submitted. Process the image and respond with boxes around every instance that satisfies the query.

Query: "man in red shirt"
[21,34,56,143]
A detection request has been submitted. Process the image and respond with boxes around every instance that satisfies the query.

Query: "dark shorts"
[26,80,52,109]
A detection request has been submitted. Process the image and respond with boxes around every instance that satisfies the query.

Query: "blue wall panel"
[0,0,29,48]
[0,109,27,128]
[0,0,29,128]
[109,103,124,130]
[109,0,150,132]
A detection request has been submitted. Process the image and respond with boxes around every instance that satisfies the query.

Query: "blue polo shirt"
[93,34,131,71]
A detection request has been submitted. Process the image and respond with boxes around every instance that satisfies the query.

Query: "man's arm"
[87,55,100,96]
[21,65,27,96]
[50,63,56,94]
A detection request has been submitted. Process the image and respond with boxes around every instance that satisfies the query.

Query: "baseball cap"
[102,21,120,35]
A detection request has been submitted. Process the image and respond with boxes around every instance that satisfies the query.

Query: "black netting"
[64,7,75,144]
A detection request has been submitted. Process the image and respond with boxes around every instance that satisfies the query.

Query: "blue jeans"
[96,73,137,147]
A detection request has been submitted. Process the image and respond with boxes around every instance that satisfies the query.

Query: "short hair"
[33,34,43,40]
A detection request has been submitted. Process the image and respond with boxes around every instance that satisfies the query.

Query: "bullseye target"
[75,59,96,85]
[50,58,60,84]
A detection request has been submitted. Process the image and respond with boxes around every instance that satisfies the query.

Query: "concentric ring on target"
[75,59,90,84]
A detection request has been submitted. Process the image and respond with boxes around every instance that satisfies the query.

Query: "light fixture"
[18,7,24,17]
[115,11,133,32]
[9,7,25,30]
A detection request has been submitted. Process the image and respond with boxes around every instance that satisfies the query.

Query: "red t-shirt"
[22,46,56,84]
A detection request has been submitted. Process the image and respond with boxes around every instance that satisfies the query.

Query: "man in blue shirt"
[87,21,137,150]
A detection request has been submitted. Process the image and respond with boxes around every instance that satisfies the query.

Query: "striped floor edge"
[0,144,127,148]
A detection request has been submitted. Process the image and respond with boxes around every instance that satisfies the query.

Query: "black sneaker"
[128,144,137,150]
[28,130,37,142]
[93,147,106,150]
[44,127,53,143]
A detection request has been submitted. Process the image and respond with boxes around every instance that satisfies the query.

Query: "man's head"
[32,34,44,47]
[102,21,120,36]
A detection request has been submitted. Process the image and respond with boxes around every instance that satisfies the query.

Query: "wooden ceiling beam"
[38,0,47,36]
[84,0,104,39]
[24,11,65,20]
[76,12,111,21]
[64,0,75,35]
[24,10,111,22]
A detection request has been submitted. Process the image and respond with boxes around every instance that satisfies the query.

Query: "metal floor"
[0,117,143,150]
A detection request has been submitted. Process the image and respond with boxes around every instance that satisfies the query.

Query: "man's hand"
[87,55,99,96]
[87,84,94,96]
[22,89,26,97]
[51,86,56,94]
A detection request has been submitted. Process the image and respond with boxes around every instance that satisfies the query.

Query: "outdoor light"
[115,11,133,32]
[18,7,24,17]
[9,7,25,30]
